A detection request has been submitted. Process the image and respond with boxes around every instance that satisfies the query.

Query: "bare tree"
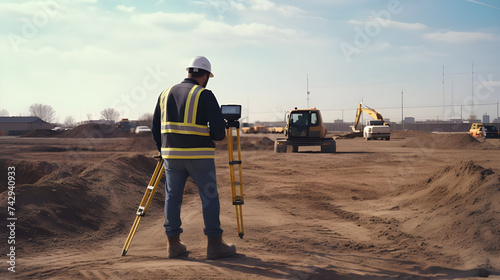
[139,113,153,123]
[100,108,120,121]
[29,103,55,123]
[0,109,9,116]
[468,115,478,122]
[64,116,76,127]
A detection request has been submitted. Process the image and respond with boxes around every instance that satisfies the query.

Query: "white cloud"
[423,30,494,43]
[190,0,303,18]
[477,78,500,88]
[398,45,450,58]
[132,12,206,29]
[195,20,302,43]
[373,18,427,30]
[370,41,392,52]
[487,81,500,87]
[348,17,427,30]
[189,0,246,21]
[0,1,61,16]
[130,8,305,44]
[247,0,304,16]
[347,19,364,25]
[116,5,135,13]
[191,0,246,11]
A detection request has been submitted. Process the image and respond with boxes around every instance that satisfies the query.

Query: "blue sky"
[1,0,499,124]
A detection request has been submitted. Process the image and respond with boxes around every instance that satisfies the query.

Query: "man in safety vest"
[152,56,236,259]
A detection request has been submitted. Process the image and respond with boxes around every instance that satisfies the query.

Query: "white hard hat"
[186,56,214,77]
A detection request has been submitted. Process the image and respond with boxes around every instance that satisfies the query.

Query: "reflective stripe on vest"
[161,147,215,159]
[161,122,209,136]
[160,84,213,159]
[159,86,172,124]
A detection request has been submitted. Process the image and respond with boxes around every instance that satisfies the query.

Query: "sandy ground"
[0,130,499,279]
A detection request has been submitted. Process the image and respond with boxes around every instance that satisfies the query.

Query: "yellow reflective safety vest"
[159,84,216,159]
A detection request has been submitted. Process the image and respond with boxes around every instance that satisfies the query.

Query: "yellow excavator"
[350,103,391,140]
[274,108,336,153]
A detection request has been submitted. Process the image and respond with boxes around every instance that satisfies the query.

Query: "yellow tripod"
[121,156,164,256]
[226,120,245,238]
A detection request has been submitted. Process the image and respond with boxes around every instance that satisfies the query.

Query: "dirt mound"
[0,159,57,192]
[395,160,500,259]
[216,136,275,151]
[0,153,162,245]
[125,134,158,152]
[403,133,495,150]
[390,130,431,139]
[60,123,131,138]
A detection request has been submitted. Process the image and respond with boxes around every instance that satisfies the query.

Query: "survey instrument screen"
[221,105,241,120]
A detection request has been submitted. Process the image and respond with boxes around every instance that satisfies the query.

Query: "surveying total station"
[121,104,245,256]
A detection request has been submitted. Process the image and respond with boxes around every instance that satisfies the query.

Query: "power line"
[318,102,499,112]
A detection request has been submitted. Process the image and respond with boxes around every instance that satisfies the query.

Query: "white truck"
[363,120,391,140]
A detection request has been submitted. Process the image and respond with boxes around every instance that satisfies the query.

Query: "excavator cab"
[286,109,326,139]
[276,108,334,153]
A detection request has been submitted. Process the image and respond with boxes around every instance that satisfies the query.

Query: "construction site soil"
[0,129,499,279]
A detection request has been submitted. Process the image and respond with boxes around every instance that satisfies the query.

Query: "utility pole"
[451,80,455,118]
[471,62,474,118]
[442,65,445,120]
[401,90,404,130]
[306,74,310,108]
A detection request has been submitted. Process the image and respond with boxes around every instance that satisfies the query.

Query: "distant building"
[403,117,415,124]
[483,114,490,123]
[334,119,344,124]
[0,116,54,135]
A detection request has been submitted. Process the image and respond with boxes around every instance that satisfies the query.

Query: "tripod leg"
[234,128,244,238]
[122,159,165,256]
[226,127,245,238]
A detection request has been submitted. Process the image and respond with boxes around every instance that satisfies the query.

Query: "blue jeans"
[163,158,223,237]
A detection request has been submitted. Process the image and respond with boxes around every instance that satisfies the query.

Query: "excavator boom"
[352,103,387,132]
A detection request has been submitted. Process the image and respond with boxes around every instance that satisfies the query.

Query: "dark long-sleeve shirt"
[152,78,226,152]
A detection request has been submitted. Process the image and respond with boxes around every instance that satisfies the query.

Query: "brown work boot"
[167,235,187,259]
[206,235,236,259]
